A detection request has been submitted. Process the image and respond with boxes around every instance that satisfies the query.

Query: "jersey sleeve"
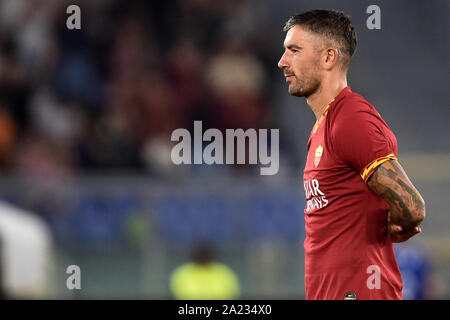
[330,105,398,182]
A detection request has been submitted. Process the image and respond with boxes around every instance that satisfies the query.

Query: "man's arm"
[367,159,426,241]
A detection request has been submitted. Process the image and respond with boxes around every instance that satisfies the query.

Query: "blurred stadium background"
[0,0,448,299]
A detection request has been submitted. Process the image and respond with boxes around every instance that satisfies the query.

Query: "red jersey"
[303,86,403,300]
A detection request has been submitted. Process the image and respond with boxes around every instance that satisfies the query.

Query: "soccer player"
[170,243,240,300]
[278,10,426,300]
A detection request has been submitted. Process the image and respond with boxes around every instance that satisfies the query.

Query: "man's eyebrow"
[285,44,302,50]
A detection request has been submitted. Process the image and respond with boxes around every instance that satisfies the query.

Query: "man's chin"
[289,83,320,98]
[288,86,304,97]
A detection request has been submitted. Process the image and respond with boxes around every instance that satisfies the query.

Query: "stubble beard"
[288,74,321,98]
[288,61,322,98]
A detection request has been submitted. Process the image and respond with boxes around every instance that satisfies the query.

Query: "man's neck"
[306,77,348,120]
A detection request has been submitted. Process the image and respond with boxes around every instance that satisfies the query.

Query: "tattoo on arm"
[367,160,425,229]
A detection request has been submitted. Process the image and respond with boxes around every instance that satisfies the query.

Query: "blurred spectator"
[170,243,240,299]
[205,38,268,130]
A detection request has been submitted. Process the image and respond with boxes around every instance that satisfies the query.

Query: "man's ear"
[323,47,339,70]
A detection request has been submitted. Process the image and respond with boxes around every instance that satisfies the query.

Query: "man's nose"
[278,52,288,69]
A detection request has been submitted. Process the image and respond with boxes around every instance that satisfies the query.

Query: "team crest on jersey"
[314,145,323,168]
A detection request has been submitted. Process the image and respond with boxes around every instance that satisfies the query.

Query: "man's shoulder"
[326,89,392,146]
[335,90,374,115]
[329,90,383,129]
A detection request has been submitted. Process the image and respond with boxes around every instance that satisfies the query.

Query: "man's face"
[278,26,323,97]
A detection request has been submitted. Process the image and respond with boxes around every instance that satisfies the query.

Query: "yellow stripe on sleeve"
[360,153,398,182]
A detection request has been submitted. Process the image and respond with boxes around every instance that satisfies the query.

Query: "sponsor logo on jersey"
[303,179,328,212]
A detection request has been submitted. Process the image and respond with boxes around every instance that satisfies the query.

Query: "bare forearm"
[368,160,426,229]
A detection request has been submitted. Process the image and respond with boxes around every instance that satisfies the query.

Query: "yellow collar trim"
[312,98,335,134]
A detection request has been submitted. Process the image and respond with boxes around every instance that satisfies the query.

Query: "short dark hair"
[283,9,357,69]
